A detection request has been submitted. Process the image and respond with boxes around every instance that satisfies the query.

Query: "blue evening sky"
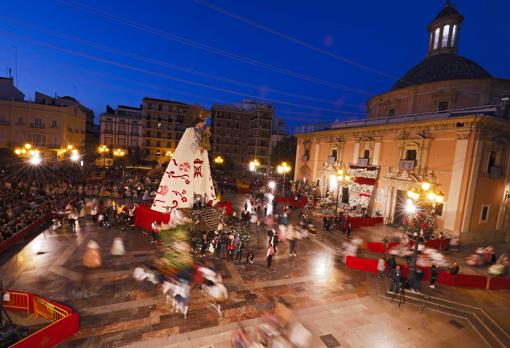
[0,0,508,132]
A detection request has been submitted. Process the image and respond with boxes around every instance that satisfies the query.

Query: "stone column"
[312,138,321,182]
[294,140,302,181]
[444,134,469,232]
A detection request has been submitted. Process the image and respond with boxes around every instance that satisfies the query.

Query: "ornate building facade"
[294,3,510,242]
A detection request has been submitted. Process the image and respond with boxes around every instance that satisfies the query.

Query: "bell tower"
[427,1,464,57]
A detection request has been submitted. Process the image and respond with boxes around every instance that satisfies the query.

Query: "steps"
[374,278,510,348]
[198,207,220,232]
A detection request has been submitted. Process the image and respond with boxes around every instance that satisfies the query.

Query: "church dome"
[392,53,492,90]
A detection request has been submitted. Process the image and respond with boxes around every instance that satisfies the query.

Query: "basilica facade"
[294,3,510,243]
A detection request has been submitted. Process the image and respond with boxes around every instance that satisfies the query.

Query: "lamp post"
[214,155,224,165]
[97,145,109,168]
[277,162,291,196]
[335,169,351,217]
[405,181,444,284]
[249,159,260,173]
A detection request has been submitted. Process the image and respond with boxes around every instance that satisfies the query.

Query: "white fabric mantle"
[151,127,216,213]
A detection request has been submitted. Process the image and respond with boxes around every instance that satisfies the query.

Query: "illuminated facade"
[295,3,510,242]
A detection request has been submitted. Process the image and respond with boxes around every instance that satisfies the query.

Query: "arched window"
[451,25,457,46]
[433,28,440,49]
[442,25,450,47]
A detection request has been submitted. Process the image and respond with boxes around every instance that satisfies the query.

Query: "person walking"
[271,233,279,254]
[430,264,439,288]
[266,245,275,268]
[347,222,353,238]
[287,225,297,256]
[246,250,254,264]
[235,241,244,261]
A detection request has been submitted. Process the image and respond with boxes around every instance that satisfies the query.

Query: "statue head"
[188,105,210,128]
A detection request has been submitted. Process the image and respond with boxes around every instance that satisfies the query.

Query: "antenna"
[12,46,18,88]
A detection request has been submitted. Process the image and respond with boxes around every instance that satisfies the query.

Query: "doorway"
[393,189,408,226]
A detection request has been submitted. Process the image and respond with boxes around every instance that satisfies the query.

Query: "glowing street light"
[28,150,42,166]
[249,159,260,172]
[98,145,110,167]
[214,155,224,164]
[268,180,276,190]
[276,162,291,195]
[113,148,126,157]
[70,149,80,162]
[335,168,351,216]
[405,181,445,285]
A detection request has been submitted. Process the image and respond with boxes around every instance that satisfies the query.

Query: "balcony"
[30,123,45,128]
[399,160,415,171]
[327,156,337,165]
[46,143,61,149]
[357,158,369,167]
[0,120,10,126]
[103,129,113,134]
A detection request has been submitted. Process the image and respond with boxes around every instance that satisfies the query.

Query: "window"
[148,103,152,109]
[480,205,490,223]
[51,120,58,128]
[105,136,113,146]
[437,101,449,112]
[363,149,370,159]
[405,149,417,161]
[451,25,457,46]
[118,138,126,147]
[388,108,395,117]
[433,28,440,49]
[157,132,161,138]
[442,24,450,48]
[32,133,46,146]
[304,148,310,159]
[17,116,23,125]
[130,139,138,147]
[487,151,497,173]
[434,203,444,216]
[146,121,151,128]
[34,118,42,125]
[145,139,151,147]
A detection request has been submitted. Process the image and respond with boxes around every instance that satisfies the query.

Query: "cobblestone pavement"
[0,192,507,347]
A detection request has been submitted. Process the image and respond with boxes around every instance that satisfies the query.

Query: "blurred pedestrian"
[266,245,275,268]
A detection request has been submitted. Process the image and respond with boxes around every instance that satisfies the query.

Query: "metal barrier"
[3,291,31,313]
[33,297,70,322]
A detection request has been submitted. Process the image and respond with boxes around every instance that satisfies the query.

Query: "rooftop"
[296,105,499,134]
[142,96,188,106]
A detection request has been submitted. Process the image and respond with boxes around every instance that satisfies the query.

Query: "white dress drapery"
[151,127,216,213]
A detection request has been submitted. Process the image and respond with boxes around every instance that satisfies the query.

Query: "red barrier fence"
[3,290,79,347]
[366,242,400,254]
[345,255,379,273]
[214,200,233,215]
[348,217,383,229]
[346,256,509,290]
[365,238,451,255]
[487,276,510,291]
[275,196,308,208]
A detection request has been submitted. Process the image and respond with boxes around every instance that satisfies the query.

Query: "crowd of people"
[0,171,83,243]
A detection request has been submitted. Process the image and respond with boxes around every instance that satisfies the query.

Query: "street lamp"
[97,145,110,167]
[70,149,80,162]
[113,148,126,157]
[268,180,276,190]
[214,155,224,165]
[405,181,444,285]
[335,169,351,217]
[249,159,260,172]
[277,162,291,196]
[28,149,42,166]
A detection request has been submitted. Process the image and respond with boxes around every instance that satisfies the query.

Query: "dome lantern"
[427,1,464,57]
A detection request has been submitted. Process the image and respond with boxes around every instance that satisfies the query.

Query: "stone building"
[294,3,510,242]
[211,100,273,169]
[141,97,191,162]
[0,77,86,160]
[99,105,143,149]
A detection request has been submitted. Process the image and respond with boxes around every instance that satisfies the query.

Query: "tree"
[270,136,297,168]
